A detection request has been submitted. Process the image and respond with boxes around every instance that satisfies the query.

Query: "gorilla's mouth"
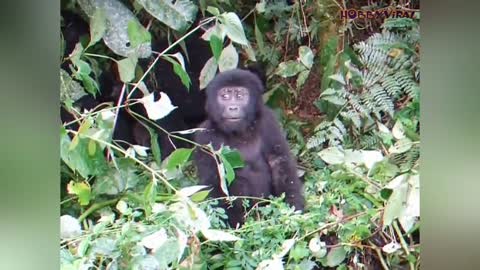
[225,118,242,122]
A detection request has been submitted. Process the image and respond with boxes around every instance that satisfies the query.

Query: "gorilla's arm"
[261,108,305,211]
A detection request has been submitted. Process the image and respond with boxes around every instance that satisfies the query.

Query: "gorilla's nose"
[228,106,239,111]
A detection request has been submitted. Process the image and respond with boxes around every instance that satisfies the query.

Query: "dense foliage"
[60,0,420,269]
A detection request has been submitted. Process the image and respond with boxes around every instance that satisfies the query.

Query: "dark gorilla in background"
[194,69,305,227]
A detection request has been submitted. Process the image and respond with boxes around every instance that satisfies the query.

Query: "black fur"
[194,69,304,227]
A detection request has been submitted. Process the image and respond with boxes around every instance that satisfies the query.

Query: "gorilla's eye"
[222,93,230,99]
[236,93,243,99]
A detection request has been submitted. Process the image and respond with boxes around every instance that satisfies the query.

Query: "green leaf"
[143,180,157,216]
[87,139,96,156]
[209,35,223,61]
[60,69,87,104]
[78,73,99,96]
[165,148,193,171]
[163,55,191,90]
[296,70,310,89]
[220,155,235,185]
[299,46,314,69]
[206,6,220,16]
[383,181,408,227]
[318,147,345,165]
[199,57,218,89]
[254,19,265,53]
[136,0,198,32]
[148,128,162,163]
[127,20,152,48]
[220,12,248,45]
[202,229,241,241]
[67,181,92,206]
[221,148,244,169]
[117,56,138,83]
[61,131,108,178]
[191,190,211,202]
[78,0,152,58]
[92,159,139,195]
[388,137,413,154]
[218,43,238,72]
[275,60,306,78]
[289,242,310,261]
[88,8,106,46]
[321,54,338,91]
[325,247,347,267]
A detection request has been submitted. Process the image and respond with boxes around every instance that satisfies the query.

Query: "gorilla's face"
[217,86,250,122]
[205,69,264,134]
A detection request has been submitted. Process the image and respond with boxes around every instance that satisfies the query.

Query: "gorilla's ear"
[242,63,267,92]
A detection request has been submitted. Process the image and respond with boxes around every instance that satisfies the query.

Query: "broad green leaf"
[344,149,383,169]
[309,237,327,258]
[148,128,162,163]
[143,179,157,215]
[289,242,310,261]
[275,60,306,78]
[221,148,244,168]
[321,95,347,106]
[199,57,218,89]
[220,155,235,185]
[318,147,345,165]
[206,6,220,16]
[218,43,238,72]
[127,20,152,48]
[388,137,413,154]
[209,35,223,61]
[92,237,116,256]
[141,228,168,251]
[116,200,129,214]
[88,8,106,46]
[61,131,108,178]
[60,215,82,239]
[296,70,310,89]
[69,42,83,65]
[399,174,420,231]
[383,181,408,227]
[329,74,346,85]
[202,229,241,241]
[382,242,401,253]
[140,92,178,120]
[325,247,347,267]
[78,73,99,96]
[165,148,193,171]
[60,69,87,105]
[298,46,314,68]
[392,120,406,139]
[178,185,209,197]
[93,159,140,195]
[67,181,92,206]
[201,24,226,41]
[75,59,92,76]
[220,12,248,45]
[254,19,265,53]
[256,259,284,270]
[163,55,191,89]
[117,56,138,83]
[136,0,198,32]
[153,238,180,267]
[321,54,338,91]
[78,0,151,58]
[191,190,211,202]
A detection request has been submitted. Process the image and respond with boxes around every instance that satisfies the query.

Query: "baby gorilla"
[194,69,304,227]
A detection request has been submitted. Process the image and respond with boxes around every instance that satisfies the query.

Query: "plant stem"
[78,198,119,222]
